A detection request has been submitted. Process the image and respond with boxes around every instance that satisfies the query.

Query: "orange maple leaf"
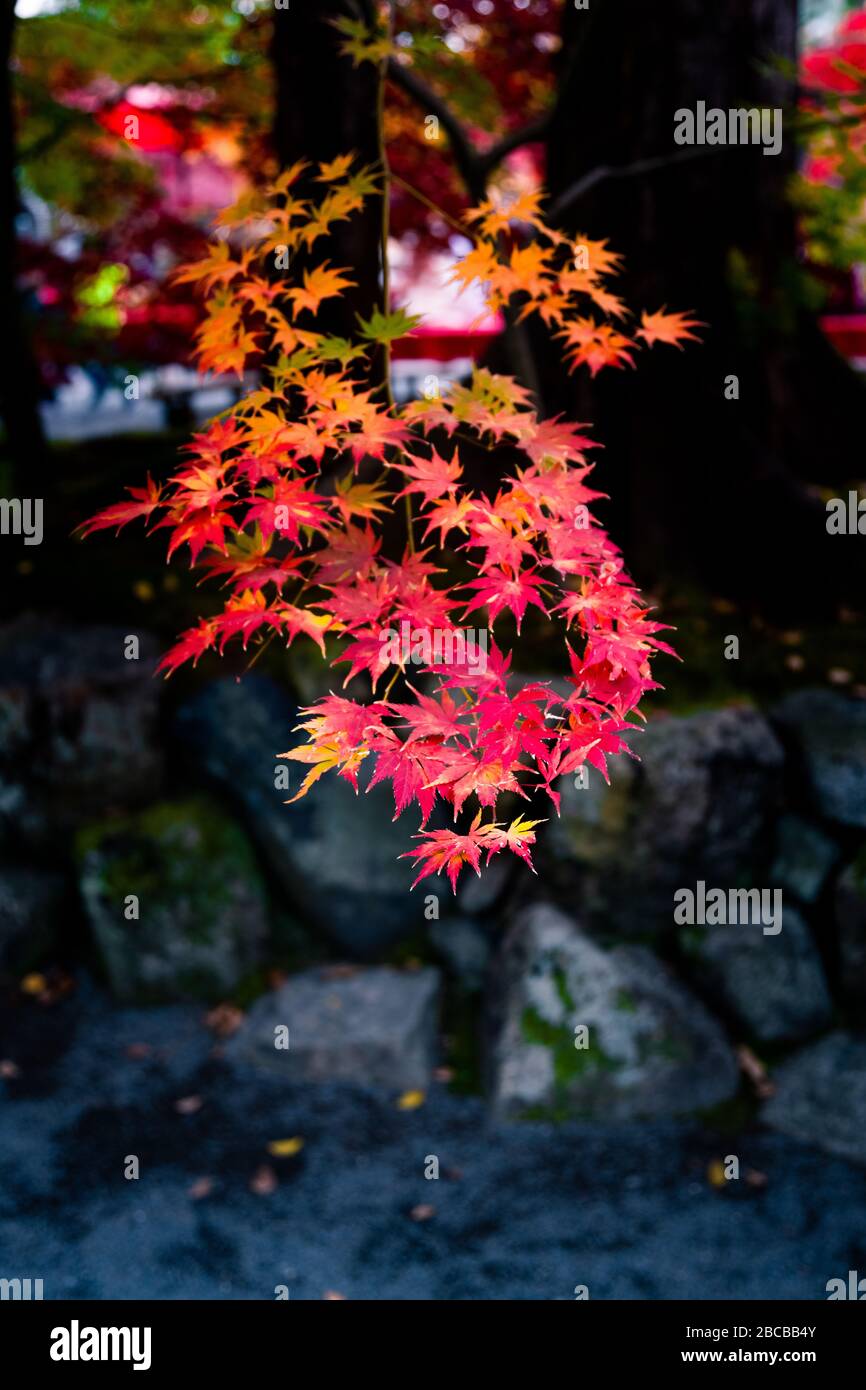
[288,263,356,315]
[636,308,705,348]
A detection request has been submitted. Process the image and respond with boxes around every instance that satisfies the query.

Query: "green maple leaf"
[356,306,422,346]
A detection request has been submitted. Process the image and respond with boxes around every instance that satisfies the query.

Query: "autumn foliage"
[80,158,699,892]
[798,5,866,269]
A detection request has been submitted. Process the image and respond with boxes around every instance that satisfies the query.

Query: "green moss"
[76,797,266,943]
[520,1005,619,1088]
[553,966,576,1014]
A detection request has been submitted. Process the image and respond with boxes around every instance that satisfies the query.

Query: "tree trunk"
[0,1,48,479]
[270,0,387,394]
[542,0,865,615]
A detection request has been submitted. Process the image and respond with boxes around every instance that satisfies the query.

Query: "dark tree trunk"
[542,0,865,615]
[0,1,48,478]
[270,0,387,394]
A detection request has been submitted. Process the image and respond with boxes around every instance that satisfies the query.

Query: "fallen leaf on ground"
[250,1165,278,1195]
[205,1003,245,1038]
[706,1159,727,1189]
[267,1137,304,1157]
[737,1045,775,1100]
[188,1177,215,1200]
[174,1095,203,1115]
[745,1168,768,1189]
[396,1089,425,1111]
[410,1204,436,1222]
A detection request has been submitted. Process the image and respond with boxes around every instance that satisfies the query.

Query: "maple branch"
[386,56,485,198]
[390,171,468,236]
[386,57,552,199]
[479,114,551,178]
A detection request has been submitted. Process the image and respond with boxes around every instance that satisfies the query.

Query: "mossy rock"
[76,797,269,1004]
[486,903,738,1122]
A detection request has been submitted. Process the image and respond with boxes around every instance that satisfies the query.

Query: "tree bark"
[542,0,865,615]
[0,1,48,479]
[270,0,387,394]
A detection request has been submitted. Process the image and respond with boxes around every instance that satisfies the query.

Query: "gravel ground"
[2,980,865,1301]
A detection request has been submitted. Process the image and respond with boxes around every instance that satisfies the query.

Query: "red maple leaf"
[461,566,550,632]
[77,476,163,537]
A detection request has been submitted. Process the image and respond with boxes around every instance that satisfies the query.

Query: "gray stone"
[679,903,832,1043]
[763,1032,866,1166]
[77,797,269,1003]
[836,851,866,1001]
[427,914,491,991]
[545,706,784,939]
[486,902,738,1121]
[0,780,45,853]
[773,689,866,828]
[0,865,67,972]
[769,814,840,904]
[225,964,440,1089]
[0,618,164,830]
[174,676,447,957]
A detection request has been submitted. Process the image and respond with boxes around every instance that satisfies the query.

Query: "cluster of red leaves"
[797,7,866,267]
[80,160,697,892]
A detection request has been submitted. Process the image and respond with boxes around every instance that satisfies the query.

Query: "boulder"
[174,676,447,957]
[225,964,440,1090]
[77,797,269,1003]
[836,851,866,1001]
[773,689,866,828]
[763,1032,866,1166]
[768,814,840,905]
[0,618,164,834]
[679,903,832,1043]
[486,902,739,1121]
[545,706,784,939]
[0,865,67,972]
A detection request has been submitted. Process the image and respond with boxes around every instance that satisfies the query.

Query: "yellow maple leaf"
[396,1089,425,1111]
[267,1137,305,1157]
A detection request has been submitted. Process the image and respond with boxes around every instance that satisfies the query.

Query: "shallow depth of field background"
[2,0,866,1300]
